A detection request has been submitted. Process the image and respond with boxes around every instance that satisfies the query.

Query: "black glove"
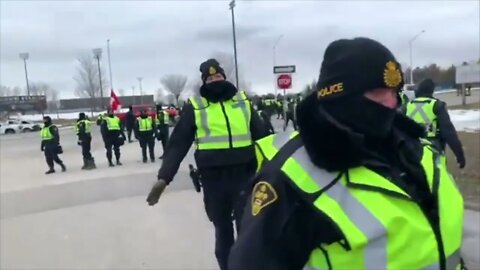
[41,145,45,152]
[77,140,82,146]
[146,179,167,206]
[457,156,466,169]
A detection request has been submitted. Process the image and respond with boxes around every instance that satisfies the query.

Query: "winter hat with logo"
[199,59,226,84]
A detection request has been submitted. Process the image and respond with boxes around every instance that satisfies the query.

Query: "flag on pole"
[110,89,121,111]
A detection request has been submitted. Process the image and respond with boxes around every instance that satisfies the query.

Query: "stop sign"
[277,74,292,89]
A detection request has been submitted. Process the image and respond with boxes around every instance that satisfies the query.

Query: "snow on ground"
[13,111,107,122]
[10,108,480,133]
[449,109,480,132]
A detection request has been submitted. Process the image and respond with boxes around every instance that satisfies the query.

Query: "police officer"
[405,78,466,168]
[101,109,125,167]
[284,97,298,131]
[229,38,464,270]
[135,109,156,163]
[76,112,96,170]
[125,105,136,143]
[257,109,275,135]
[40,116,66,174]
[146,58,268,270]
[156,107,170,159]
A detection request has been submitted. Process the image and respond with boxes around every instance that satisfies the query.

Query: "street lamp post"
[408,30,426,85]
[273,35,284,99]
[131,86,136,104]
[93,48,104,110]
[137,77,143,104]
[107,39,114,91]
[19,53,30,97]
[229,0,239,89]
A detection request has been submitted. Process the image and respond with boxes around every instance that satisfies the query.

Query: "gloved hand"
[146,179,167,206]
[41,145,45,152]
[457,156,466,169]
[77,140,82,146]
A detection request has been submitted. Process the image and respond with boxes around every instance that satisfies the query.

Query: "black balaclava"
[313,37,405,139]
[43,116,52,126]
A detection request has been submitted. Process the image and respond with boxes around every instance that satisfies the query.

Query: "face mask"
[324,95,397,138]
[204,80,228,96]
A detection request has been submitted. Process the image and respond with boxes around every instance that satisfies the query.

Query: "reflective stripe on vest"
[75,120,92,135]
[40,126,54,140]
[156,111,169,125]
[406,97,438,138]
[255,132,464,270]
[137,116,153,131]
[189,91,252,150]
[105,116,121,131]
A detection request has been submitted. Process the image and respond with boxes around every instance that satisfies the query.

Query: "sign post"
[277,73,293,130]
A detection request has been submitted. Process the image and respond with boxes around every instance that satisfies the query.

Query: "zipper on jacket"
[220,102,233,148]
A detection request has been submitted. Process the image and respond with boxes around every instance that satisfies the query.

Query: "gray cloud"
[1,0,478,98]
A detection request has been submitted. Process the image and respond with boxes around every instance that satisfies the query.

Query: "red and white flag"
[110,89,122,112]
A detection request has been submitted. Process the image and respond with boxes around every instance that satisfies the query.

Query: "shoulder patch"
[251,181,278,216]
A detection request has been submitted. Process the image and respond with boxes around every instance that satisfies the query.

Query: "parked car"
[0,120,41,134]
[0,121,22,135]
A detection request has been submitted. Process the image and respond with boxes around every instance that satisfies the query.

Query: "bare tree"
[73,53,108,109]
[11,86,22,96]
[161,74,188,106]
[30,82,60,111]
[210,52,251,93]
[0,85,11,96]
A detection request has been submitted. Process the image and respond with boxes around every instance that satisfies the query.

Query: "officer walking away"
[283,97,298,131]
[101,109,126,167]
[156,107,170,159]
[405,78,466,168]
[229,37,465,270]
[125,105,136,143]
[146,58,268,270]
[76,112,96,170]
[135,109,156,163]
[257,108,275,135]
[41,116,66,174]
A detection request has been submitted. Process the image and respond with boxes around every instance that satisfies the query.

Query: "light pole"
[107,39,114,91]
[273,35,284,99]
[137,77,143,104]
[19,53,30,97]
[229,0,239,89]
[408,30,426,85]
[93,48,104,110]
[131,86,136,104]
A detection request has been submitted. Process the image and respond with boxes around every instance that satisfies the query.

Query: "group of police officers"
[39,106,171,173]
[41,36,468,270]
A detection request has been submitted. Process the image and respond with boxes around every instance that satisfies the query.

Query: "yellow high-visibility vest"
[255,132,464,270]
[189,91,252,150]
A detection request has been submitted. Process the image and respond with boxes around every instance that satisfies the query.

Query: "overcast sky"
[1,0,479,98]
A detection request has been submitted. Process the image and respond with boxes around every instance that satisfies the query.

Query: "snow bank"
[449,109,480,133]
[14,111,107,122]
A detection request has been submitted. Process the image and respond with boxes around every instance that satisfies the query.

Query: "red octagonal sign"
[277,74,292,89]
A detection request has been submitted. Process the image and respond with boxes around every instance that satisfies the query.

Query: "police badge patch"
[383,61,402,88]
[251,181,278,216]
[209,66,217,75]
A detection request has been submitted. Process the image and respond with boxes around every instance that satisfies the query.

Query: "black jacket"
[157,84,269,184]
[229,95,440,270]
[101,116,126,139]
[125,110,136,128]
